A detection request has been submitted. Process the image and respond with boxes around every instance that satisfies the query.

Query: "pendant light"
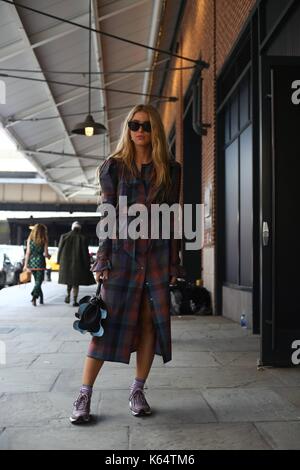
[72,0,106,136]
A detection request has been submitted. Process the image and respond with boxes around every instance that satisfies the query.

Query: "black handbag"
[73,280,108,337]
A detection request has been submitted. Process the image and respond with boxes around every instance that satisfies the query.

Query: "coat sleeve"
[169,161,186,278]
[91,157,118,272]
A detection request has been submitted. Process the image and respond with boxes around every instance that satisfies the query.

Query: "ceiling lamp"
[71,0,106,137]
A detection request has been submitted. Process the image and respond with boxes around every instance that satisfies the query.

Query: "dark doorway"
[260,57,300,366]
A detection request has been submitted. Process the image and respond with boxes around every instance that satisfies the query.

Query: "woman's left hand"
[170,276,177,285]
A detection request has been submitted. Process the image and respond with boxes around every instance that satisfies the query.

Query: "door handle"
[262,221,270,246]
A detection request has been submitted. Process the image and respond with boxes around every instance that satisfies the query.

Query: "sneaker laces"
[73,392,90,411]
[130,388,148,407]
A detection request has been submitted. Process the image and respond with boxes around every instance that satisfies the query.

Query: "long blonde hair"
[29,224,48,246]
[99,104,173,203]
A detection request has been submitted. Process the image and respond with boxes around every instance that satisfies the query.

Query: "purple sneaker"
[129,388,152,417]
[70,390,91,424]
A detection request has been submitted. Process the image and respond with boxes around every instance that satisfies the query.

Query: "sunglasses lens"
[128,121,151,132]
[142,122,151,132]
[128,121,140,131]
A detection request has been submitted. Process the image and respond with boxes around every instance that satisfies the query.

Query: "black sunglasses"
[128,120,152,132]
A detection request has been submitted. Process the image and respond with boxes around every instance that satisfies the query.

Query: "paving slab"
[5,339,63,355]
[0,391,101,427]
[53,364,284,392]
[255,421,300,450]
[53,329,94,342]
[0,327,15,335]
[0,368,60,393]
[202,388,300,422]
[58,340,91,353]
[162,351,220,368]
[268,367,300,386]
[0,353,38,369]
[98,389,217,425]
[129,423,271,450]
[29,353,86,370]
[1,281,300,450]
[270,386,300,409]
[172,336,260,352]
[0,423,129,450]
[212,351,260,367]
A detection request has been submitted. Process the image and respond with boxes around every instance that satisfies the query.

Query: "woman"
[24,223,50,306]
[70,104,186,424]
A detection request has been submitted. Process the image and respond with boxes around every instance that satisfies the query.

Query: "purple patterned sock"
[80,384,93,396]
[130,377,145,394]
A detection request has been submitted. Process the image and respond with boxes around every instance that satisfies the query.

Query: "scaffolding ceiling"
[0,0,163,203]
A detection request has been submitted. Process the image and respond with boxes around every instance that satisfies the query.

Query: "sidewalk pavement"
[0,275,300,450]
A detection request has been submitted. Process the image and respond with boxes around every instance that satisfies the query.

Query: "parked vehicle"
[0,269,5,289]
[0,245,24,288]
[46,247,60,272]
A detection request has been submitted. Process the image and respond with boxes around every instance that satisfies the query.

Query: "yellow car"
[46,248,60,272]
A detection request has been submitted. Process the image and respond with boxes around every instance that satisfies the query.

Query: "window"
[223,71,253,288]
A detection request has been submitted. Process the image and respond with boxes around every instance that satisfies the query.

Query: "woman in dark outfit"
[24,224,50,306]
[70,104,186,423]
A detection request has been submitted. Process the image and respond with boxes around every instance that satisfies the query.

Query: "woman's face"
[129,111,152,148]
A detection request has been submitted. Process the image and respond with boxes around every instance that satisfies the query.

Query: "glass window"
[240,126,253,286]
[222,75,253,288]
[230,94,239,138]
[239,74,250,129]
[225,108,230,144]
[225,141,239,284]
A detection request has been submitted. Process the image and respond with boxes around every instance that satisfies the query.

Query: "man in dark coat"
[57,221,95,306]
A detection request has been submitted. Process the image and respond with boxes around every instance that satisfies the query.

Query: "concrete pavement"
[0,275,300,450]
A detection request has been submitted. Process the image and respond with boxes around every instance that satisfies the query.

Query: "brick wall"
[160,0,255,237]
[157,0,255,307]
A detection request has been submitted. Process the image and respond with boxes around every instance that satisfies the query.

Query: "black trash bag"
[170,279,212,315]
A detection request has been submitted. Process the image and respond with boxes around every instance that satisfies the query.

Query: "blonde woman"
[70,104,186,424]
[24,224,50,306]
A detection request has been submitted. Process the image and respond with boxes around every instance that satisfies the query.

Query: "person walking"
[57,221,95,307]
[70,104,186,424]
[24,223,50,306]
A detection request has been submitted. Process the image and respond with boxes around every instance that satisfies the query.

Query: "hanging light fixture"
[72,0,106,137]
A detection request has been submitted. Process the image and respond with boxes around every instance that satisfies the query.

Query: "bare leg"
[82,357,104,386]
[136,287,156,380]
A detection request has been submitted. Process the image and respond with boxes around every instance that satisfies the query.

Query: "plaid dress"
[88,157,186,364]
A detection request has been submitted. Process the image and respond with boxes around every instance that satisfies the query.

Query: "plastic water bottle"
[240,313,247,329]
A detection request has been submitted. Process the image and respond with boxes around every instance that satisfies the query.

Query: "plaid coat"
[88,156,186,364]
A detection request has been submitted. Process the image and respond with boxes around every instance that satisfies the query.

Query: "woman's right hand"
[96,269,109,282]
